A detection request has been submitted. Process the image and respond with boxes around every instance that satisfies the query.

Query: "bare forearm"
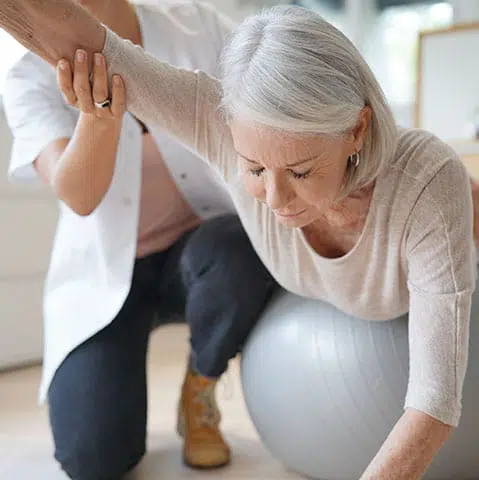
[360,409,452,480]
[0,0,105,67]
[53,114,122,215]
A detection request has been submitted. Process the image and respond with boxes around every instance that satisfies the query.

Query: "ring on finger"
[94,98,111,109]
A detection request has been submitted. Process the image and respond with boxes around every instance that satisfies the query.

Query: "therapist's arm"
[1,0,230,164]
[0,0,105,67]
[35,55,125,216]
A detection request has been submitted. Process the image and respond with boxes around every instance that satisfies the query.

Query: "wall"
[0,101,58,369]
[453,0,479,23]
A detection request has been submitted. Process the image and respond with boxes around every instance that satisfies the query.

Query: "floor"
[0,324,303,480]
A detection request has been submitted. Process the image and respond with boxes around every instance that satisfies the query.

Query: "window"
[290,0,453,124]
[364,2,453,107]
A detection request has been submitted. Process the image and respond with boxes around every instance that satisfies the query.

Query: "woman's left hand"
[360,409,452,480]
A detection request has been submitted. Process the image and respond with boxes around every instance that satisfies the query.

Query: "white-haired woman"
[1,1,477,478]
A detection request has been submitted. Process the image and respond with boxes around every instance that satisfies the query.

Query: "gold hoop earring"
[349,151,360,167]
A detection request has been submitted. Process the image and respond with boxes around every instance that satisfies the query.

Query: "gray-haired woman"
[1,1,477,478]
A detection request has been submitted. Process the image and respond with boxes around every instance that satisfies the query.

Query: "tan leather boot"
[177,369,231,469]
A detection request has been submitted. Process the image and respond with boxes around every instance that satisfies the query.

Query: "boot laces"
[194,382,220,428]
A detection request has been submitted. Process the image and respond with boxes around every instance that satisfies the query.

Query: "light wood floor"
[0,324,303,480]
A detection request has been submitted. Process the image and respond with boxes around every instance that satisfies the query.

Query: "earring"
[349,151,360,167]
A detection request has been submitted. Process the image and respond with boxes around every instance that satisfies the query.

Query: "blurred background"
[0,0,478,370]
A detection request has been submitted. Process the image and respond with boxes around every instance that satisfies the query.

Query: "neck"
[323,184,374,230]
[94,1,142,46]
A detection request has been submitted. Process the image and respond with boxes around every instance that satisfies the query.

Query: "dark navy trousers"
[47,214,276,480]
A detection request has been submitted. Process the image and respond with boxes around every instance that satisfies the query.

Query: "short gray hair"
[219,5,398,196]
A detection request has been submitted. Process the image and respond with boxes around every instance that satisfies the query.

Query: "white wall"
[0,102,58,370]
[453,0,479,23]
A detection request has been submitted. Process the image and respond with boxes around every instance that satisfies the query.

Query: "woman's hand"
[57,49,125,121]
[360,409,452,480]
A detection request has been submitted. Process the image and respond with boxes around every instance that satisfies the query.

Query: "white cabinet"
[0,102,58,369]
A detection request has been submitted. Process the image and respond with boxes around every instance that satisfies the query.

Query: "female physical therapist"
[1,1,276,478]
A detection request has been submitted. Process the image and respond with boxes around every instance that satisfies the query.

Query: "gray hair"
[219,5,398,196]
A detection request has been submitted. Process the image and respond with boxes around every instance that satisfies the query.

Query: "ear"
[351,106,372,152]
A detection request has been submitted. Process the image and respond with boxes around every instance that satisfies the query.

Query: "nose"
[265,174,294,210]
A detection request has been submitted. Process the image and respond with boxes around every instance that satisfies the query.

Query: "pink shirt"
[136,132,201,258]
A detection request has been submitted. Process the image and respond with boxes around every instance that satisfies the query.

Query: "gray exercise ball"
[241,289,479,480]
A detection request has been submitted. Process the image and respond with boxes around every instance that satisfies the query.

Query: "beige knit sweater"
[102,27,476,426]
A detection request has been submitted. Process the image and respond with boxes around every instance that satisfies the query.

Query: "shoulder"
[5,51,55,87]
[136,0,235,45]
[379,127,468,208]
[136,0,234,26]
[392,130,472,249]
[390,127,466,187]
[3,51,58,106]
[135,1,235,73]
[2,51,75,139]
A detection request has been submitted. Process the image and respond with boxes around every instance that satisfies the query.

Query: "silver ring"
[94,99,111,109]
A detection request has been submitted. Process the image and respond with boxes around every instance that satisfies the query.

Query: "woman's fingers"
[73,50,95,114]
[110,75,126,118]
[56,60,77,107]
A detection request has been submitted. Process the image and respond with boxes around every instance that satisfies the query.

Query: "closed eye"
[249,167,265,177]
[291,169,312,179]
[248,167,312,179]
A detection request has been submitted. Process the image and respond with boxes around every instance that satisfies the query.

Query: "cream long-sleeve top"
[100,24,476,426]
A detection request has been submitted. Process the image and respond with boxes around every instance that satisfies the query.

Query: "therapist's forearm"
[0,0,105,68]
[360,409,452,480]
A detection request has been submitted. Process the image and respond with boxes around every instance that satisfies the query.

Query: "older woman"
[1,1,477,479]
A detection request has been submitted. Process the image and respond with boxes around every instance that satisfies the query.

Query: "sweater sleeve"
[101,26,235,180]
[405,158,476,426]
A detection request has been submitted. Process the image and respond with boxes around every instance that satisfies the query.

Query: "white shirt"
[3,1,235,402]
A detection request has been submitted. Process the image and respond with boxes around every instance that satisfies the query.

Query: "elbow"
[71,203,97,217]
[51,177,100,217]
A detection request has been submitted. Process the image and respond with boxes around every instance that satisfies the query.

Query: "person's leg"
[181,214,276,377]
[47,257,158,480]
[153,214,276,469]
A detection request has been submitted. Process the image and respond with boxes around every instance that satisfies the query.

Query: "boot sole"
[182,455,231,470]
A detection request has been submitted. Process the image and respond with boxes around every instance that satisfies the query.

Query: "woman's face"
[230,111,370,228]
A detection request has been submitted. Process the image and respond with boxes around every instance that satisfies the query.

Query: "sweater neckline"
[296,175,381,265]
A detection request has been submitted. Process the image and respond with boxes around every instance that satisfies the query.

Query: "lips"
[275,209,306,218]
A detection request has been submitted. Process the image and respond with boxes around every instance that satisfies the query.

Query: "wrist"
[80,112,123,129]
[1,0,106,67]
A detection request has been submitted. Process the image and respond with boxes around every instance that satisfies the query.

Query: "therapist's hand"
[57,50,125,121]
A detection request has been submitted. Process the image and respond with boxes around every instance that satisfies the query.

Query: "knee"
[52,423,144,480]
[181,214,267,279]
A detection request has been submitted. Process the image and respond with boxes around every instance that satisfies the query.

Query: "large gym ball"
[241,290,479,480]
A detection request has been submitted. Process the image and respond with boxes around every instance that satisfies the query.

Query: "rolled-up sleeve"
[405,158,476,426]
[3,56,76,183]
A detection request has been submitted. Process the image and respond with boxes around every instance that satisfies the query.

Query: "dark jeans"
[47,214,276,480]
